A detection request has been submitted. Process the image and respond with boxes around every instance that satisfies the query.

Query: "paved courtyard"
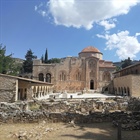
[38,92,120,100]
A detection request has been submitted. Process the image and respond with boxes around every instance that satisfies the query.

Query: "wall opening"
[46,73,51,83]
[18,88,27,101]
[90,80,94,89]
[39,73,44,81]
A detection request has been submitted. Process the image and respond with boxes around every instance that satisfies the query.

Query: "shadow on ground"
[61,122,140,140]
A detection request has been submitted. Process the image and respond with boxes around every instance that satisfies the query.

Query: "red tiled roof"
[81,46,100,53]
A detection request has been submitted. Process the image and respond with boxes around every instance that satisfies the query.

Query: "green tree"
[0,44,21,75]
[121,57,132,68]
[41,48,60,64]
[0,45,6,73]
[44,48,48,63]
[47,58,61,64]
[23,49,37,73]
[0,44,12,74]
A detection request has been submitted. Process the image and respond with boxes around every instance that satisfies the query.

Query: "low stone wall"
[0,106,133,123]
[0,97,140,130]
[35,98,129,113]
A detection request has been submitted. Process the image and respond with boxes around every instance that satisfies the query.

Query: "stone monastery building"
[113,62,140,97]
[33,46,116,93]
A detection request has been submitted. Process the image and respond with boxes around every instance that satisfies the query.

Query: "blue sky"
[1,0,140,62]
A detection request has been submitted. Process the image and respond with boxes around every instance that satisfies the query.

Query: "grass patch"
[29,103,40,111]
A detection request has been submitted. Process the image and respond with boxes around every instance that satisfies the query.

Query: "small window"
[46,73,51,83]
[39,73,44,81]
[59,71,67,81]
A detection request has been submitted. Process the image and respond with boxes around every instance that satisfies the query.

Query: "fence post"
[117,121,122,140]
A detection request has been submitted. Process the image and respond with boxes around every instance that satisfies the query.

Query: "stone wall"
[0,76,17,102]
[0,74,54,102]
[132,75,140,97]
[114,75,140,97]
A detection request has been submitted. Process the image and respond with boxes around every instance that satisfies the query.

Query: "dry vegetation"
[0,122,140,140]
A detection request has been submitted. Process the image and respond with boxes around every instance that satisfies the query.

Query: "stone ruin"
[0,97,140,131]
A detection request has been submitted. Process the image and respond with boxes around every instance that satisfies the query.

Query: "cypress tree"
[44,48,48,63]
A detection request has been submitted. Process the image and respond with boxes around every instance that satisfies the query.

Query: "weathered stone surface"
[0,97,140,132]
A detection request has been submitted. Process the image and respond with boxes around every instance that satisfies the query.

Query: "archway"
[90,80,94,89]
[39,73,44,81]
[46,73,51,83]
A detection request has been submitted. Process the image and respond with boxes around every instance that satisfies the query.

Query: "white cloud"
[35,6,37,11]
[97,31,140,60]
[98,19,117,30]
[35,0,140,30]
[135,33,140,37]
[35,2,49,17]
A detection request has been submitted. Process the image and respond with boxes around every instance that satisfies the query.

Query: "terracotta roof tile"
[81,46,100,53]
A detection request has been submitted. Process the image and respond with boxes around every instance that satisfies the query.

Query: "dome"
[81,46,100,53]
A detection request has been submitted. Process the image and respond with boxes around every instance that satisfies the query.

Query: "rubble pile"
[127,97,140,111]
[0,97,140,129]
[39,98,127,113]
[112,111,140,130]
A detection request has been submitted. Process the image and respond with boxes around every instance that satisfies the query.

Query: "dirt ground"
[0,122,140,140]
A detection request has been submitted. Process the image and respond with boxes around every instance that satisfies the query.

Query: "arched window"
[46,73,51,83]
[59,71,67,81]
[76,72,81,81]
[102,71,111,81]
[39,73,44,81]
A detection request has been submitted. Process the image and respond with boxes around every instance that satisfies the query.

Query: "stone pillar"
[38,86,41,98]
[44,86,47,95]
[44,77,46,82]
[117,121,122,140]
[31,86,35,98]
[42,86,44,96]
[36,86,38,98]
[15,80,18,101]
